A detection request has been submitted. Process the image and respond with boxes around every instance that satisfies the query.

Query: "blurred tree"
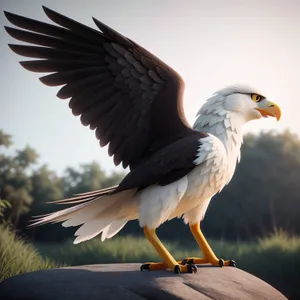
[63,161,106,196]
[27,165,64,241]
[102,171,125,188]
[30,165,63,216]
[0,130,12,148]
[63,161,125,196]
[0,131,38,229]
[15,146,39,169]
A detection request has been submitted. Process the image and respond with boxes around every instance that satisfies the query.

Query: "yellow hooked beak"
[255,100,281,121]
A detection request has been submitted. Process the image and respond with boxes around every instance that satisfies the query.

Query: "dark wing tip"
[19,61,49,73]
[92,16,134,48]
[42,5,70,26]
[39,76,49,86]
[19,61,33,72]
[4,26,28,42]
[4,26,13,37]
[42,6,62,22]
[7,44,21,54]
[3,10,19,24]
[3,10,13,19]
[42,6,55,16]
[92,17,105,32]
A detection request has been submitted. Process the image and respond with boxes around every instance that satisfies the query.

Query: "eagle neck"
[193,111,245,182]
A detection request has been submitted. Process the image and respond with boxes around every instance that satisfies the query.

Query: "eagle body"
[33,130,229,244]
[29,105,236,244]
[139,133,228,229]
[4,6,281,272]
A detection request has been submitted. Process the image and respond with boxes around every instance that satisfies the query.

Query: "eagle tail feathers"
[29,188,138,244]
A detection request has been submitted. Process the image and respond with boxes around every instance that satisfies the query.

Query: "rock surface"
[0,263,287,300]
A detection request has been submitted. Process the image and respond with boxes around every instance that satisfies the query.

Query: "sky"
[1,0,300,175]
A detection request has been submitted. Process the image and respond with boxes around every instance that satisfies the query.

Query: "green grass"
[36,236,200,265]
[241,232,300,300]
[0,225,63,281]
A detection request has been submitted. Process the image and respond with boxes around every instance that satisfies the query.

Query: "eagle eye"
[251,94,262,102]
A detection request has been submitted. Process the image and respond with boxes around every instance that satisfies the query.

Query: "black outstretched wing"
[4,6,192,169]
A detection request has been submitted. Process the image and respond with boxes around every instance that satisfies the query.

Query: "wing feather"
[40,68,108,86]
[4,6,192,169]
[8,44,104,60]
[57,75,113,99]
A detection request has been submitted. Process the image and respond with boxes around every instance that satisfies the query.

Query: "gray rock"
[0,263,287,300]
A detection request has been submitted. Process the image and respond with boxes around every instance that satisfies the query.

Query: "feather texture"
[4,7,192,170]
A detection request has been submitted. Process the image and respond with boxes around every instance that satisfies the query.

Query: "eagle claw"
[173,264,197,274]
[218,258,225,267]
[181,258,194,265]
[140,263,150,271]
[229,260,237,267]
[187,264,198,273]
[174,265,181,274]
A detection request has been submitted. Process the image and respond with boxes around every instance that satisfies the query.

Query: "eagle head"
[212,84,281,122]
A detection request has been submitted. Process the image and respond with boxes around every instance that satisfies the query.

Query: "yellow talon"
[187,222,237,267]
[142,222,236,274]
[180,257,236,267]
[142,227,197,273]
[140,262,197,273]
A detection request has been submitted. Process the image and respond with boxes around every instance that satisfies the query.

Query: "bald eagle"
[4,7,281,274]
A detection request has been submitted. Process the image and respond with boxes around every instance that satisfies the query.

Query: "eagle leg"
[180,222,237,267]
[141,227,197,273]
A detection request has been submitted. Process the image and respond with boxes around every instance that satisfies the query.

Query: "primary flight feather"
[4,7,281,273]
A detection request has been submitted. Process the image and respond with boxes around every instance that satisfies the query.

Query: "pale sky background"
[1,0,299,175]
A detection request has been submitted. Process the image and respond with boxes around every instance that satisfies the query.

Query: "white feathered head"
[196,84,281,125]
